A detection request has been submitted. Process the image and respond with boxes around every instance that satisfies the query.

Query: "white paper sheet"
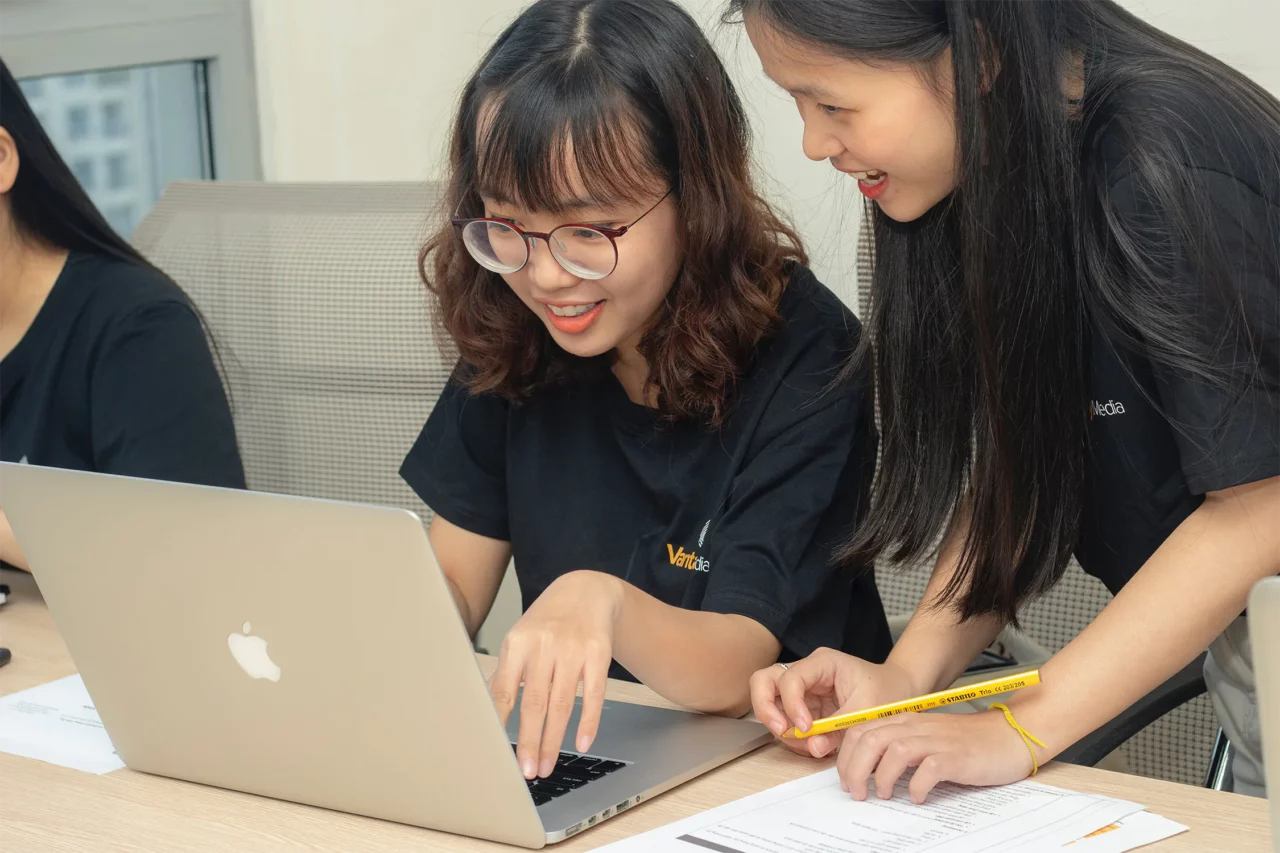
[596,768,1158,853]
[0,674,125,774]
[1064,811,1189,852]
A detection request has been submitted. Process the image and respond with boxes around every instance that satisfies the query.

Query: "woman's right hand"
[749,648,923,758]
[489,570,624,779]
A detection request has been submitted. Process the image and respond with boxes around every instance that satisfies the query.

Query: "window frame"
[2,0,262,182]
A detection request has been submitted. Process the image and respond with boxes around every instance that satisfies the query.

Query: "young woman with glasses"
[401,0,892,783]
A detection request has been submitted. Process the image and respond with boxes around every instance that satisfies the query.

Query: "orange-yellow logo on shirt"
[666,543,711,573]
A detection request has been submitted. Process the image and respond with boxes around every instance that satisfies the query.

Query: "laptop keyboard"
[511,745,627,806]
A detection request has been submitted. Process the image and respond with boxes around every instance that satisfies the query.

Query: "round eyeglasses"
[451,190,671,281]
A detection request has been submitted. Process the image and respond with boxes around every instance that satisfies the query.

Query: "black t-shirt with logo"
[402,265,892,679]
[0,252,244,489]
[1076,88,1280,594]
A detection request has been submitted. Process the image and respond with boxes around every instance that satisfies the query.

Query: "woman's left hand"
[834,708,1043,804]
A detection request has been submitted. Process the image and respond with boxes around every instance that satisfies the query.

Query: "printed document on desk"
[596,767,1180,853]
[0,674,125,774]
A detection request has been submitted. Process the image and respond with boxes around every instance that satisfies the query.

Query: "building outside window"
[5,0,260,238]
[19,62,215,238]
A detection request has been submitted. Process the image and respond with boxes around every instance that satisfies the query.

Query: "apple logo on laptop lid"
[228,622,281,682]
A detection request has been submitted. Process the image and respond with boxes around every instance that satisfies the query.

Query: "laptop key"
[596,760,626,773]
[531,781,571,798]
[565,756,601,770]
[549,771,589,788]
[532,792,551,806]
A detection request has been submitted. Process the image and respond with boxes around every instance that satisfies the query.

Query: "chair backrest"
[131,181,453,519]
[855,220,1218,786]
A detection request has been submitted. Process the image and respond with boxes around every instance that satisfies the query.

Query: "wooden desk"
[1,568,1271,852]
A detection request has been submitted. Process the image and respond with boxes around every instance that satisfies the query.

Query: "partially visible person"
[733,0,1279,801]
[402,0,891,782]
[0,59,244,571]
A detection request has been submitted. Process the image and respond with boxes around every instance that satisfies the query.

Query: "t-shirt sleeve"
[1108,168,1280,494]
[699,328,873,642]
[400,371,510,541]
[90,300,245,488]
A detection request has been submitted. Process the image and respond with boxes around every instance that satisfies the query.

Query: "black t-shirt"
[402,265,892,679]
[1075,88,1280,593]
[0,251,245,490]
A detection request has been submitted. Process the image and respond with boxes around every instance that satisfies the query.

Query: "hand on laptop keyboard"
[489,572,626,779]
[514,746,627,806]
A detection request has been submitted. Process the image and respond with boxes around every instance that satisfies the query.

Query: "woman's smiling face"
[745,16,959,223]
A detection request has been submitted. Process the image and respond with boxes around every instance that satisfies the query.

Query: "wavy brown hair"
[420,0,805,427]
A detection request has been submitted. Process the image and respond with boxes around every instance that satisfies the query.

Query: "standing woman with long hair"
[0,60,244,570]
[732,0,1279,799]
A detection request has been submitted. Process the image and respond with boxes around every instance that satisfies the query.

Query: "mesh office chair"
[854,223,1228,788]
[131,180,452,525]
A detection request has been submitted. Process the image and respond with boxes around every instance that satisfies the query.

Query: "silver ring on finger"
[775,662,789,672]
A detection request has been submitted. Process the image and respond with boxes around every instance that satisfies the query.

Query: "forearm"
[890,603,1003,695]
[446,576,481,638]
[428,516,510,640]
[1009,479,1280,759]
[888,509,1005,693]
[611,581,781,717]
[0,511,30,571]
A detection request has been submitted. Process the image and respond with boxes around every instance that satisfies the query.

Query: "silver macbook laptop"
[1,463,771,848]
[1247,578,1279,848]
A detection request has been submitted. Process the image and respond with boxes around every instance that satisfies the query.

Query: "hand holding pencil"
[782,669,1041,739]
[751,650,1052,804]
[749,650,1039,759]
[749,650,930,758]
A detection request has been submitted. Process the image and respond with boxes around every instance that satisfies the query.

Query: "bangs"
[472,65,667,215]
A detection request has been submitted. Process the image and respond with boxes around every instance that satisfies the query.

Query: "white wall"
[1117,0,1280,95]
[247,0,1280,647]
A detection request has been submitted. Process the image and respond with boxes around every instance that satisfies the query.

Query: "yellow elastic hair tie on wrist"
[989,703,1048,775]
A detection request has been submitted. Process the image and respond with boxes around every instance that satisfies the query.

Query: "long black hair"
[0,59,162,269]
[728,0,1280,623]
[2,58,237,408]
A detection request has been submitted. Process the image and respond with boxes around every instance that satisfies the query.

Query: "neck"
[1,227,58,300]
[612,336,655,407]
[0,227,69,359]
[1065,52,1086,103]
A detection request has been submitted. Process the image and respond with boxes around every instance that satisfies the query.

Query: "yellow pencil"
[783,669,1042,739]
